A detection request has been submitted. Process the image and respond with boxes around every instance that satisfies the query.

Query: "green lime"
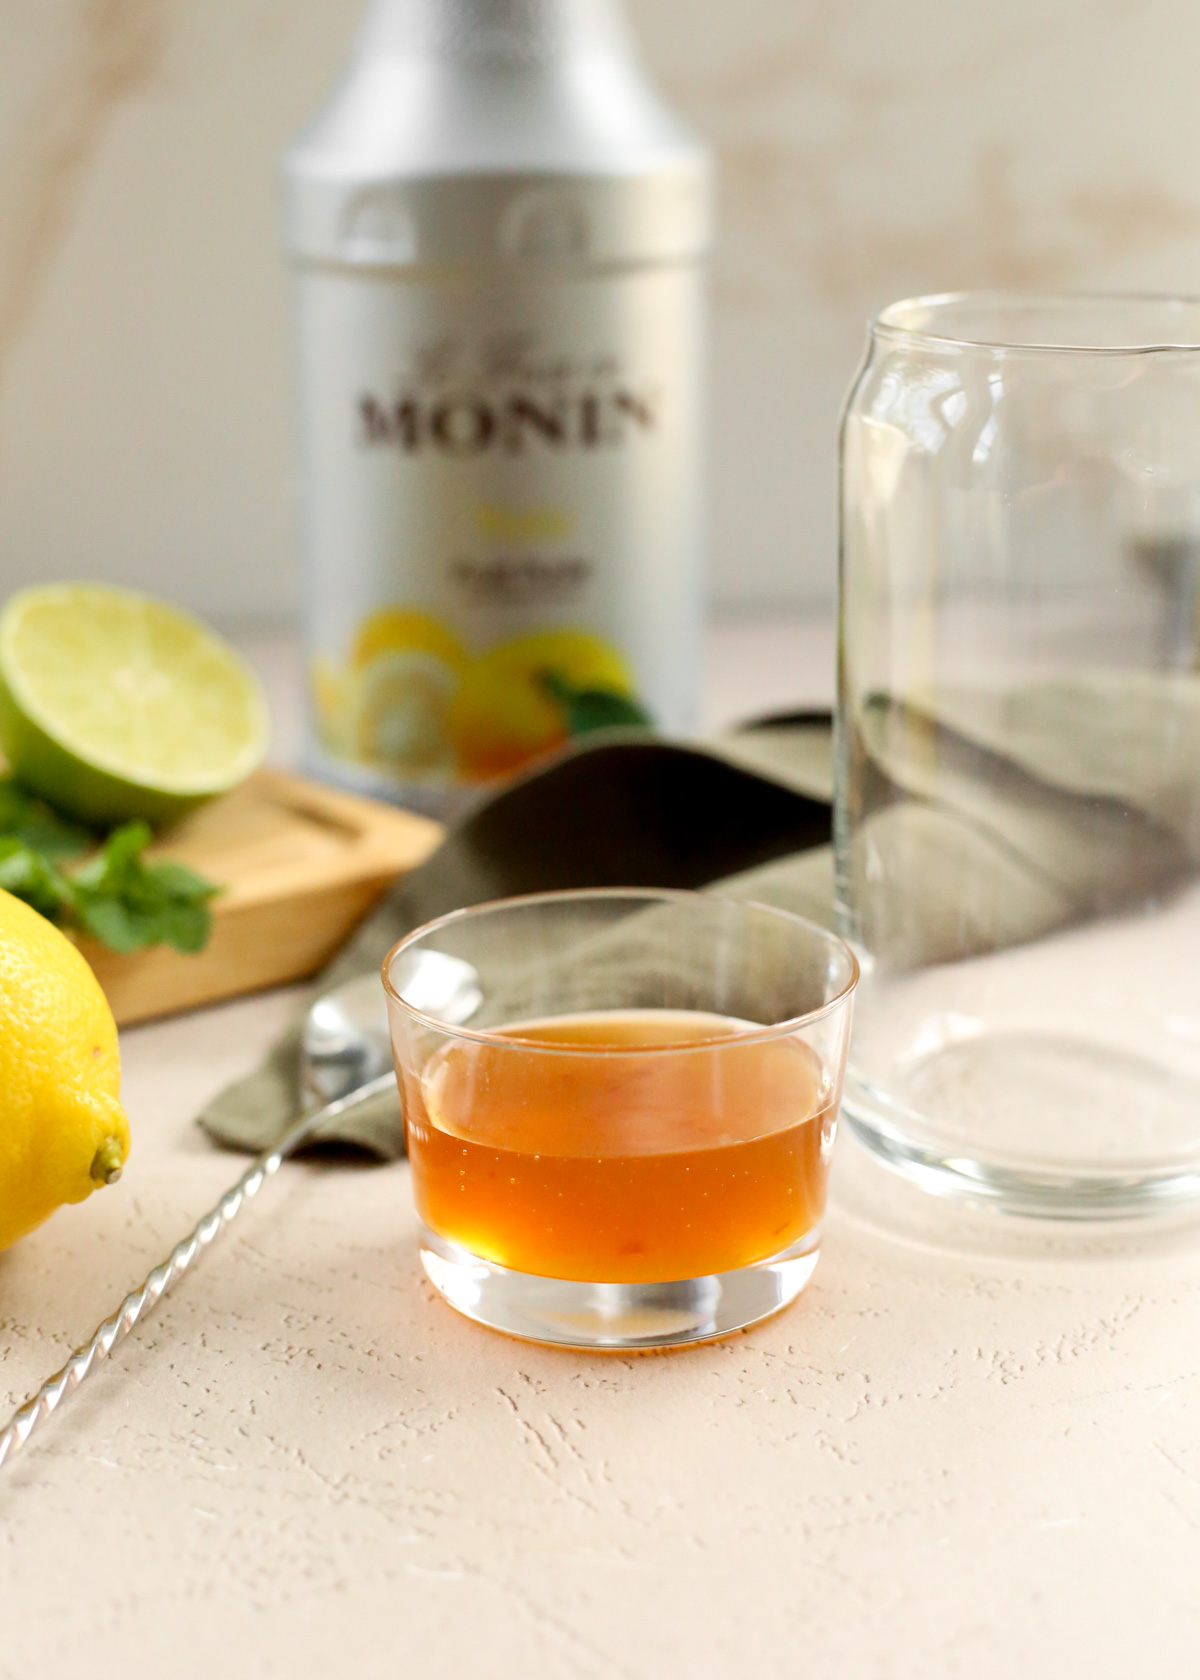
[0,585,269,827]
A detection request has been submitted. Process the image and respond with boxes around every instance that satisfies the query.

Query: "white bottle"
[282,0,711,812]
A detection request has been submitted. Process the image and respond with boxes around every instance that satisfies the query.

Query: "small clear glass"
[839,292,1200,1217]
[383,889,858,1349]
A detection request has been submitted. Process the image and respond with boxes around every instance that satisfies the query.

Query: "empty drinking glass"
[838,293,1200,1217]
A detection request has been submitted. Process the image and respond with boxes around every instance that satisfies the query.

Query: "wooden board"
[79,768,443,1027]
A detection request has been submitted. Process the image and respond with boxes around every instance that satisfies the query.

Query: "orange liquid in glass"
[402,1009,835,1283]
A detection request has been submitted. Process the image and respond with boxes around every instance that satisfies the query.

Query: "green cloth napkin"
[199,669,1200,1160]
[849,673,1200,969]
[199,725,836,1159]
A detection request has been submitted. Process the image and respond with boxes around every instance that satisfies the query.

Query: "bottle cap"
[282,0,711,268]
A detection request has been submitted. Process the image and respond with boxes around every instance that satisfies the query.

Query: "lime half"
[0,585,269,826]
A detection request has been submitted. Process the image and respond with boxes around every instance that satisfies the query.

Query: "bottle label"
[292,263,704,806]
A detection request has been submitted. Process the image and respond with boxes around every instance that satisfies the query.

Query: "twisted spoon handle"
[0,1072,397,1471]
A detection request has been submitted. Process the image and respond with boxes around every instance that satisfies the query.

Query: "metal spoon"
[0,950,480,1470]
[300,952,480,1109]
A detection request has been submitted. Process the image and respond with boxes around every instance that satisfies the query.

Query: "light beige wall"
[2,0,1199,620]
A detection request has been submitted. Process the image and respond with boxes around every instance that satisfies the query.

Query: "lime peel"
[0,585,268,826]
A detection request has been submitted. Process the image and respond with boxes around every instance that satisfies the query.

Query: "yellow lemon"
[449,629,638,781]
[353,650,461,773]
[311,654,352,756]
[0,889,130,1251]
[342,611,471,774]
[351,609,469,674]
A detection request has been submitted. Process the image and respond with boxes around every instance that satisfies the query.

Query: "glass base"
[417,1224,821,1349]
[846,1031,1200,1221]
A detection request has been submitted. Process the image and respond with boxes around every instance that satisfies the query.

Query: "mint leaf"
[0,838,73,921]
[152,898,213,955]
[71,820,153,887]
[540,671,653,736]
[0,787,219,955]
[0,778,93,859]
[69,822,219,955]
[71,893,147,954]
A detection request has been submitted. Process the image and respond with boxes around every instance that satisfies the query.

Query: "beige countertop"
[4,616,1200,1678]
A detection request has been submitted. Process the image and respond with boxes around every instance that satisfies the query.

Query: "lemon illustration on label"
[317,615,651,784]
[449,628,651,781]
[311,654,353,759]
[316,610,470,777]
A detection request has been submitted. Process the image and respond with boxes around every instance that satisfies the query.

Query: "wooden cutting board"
[80,768,443,1027]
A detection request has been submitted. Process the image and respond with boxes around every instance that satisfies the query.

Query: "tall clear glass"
[838,293,1200,1217]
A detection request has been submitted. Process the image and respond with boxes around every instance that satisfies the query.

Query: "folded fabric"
[199,729,834,1159]
[200,669,1200,1160]
[850,673,1200,968]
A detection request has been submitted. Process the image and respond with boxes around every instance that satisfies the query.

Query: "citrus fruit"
[311,654,353,758]
[449,628,640,780]
[344,609,468,773]
[351,609,469,674]
[353,650,461,772]
[0,584,269,827]
[0,888,130,1250]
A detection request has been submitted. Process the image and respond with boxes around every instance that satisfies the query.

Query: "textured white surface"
[4,620,1200,1676]
[5,987,1200,1677]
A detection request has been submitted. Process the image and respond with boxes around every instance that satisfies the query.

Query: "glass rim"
[381,886,860,1053]
[872,289,1200,357]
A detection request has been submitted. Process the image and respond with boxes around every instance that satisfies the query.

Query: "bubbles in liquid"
[404,1009,836,1283]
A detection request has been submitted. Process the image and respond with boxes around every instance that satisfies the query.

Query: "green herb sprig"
[0,781,218,954]
[539,670,653,735]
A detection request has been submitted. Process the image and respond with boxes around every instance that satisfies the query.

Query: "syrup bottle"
[283,0,711,811]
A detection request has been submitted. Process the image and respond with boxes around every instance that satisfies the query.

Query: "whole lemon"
[0,888,130,1250]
